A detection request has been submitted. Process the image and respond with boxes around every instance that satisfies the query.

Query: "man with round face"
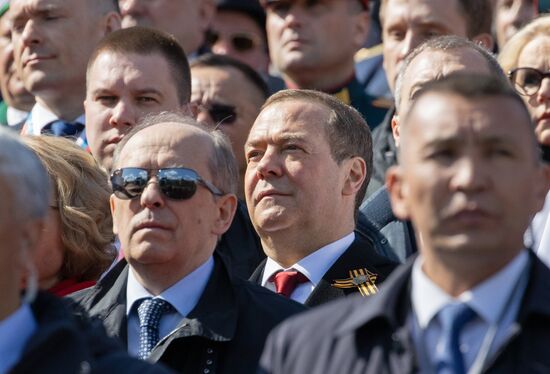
[72,114,304,372]
[118,0,216,57]
[262,0,387,127]
[257,75,550,374]
[10,0,120,144]
[245,89,397,306]
[191,54,269,198]
[0,5,34,129]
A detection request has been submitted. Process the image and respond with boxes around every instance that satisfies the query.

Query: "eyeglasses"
[110,167,223,200]
[199,102,238,125]
[206,30,263,52]
[509,67,550,96]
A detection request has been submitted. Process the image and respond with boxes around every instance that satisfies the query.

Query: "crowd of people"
[0,0,549,373]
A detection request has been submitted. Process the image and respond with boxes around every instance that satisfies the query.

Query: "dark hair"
[394,35,506,113]
[191,53,269,100]
[263,89,373,218]
[87,26,191,104]
[380,0,493,37]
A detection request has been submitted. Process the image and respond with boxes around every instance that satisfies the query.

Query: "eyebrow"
[245,133,308,147]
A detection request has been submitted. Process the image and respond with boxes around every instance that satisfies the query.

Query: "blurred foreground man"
[73,113,304,373]
[246,90,397,306]
[259,74,550,373]
[0,127,170,373]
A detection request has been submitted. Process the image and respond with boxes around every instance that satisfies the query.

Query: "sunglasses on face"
[110,167,223,200]
[509,67,550,96]
[200,102,238,125]
[206,30,263,52]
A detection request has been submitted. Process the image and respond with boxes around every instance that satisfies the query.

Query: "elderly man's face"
[85,51,183,172]
[245,99,352,239]
[110,123,226,281]
[191,65,264,176]
[265,0,367,80]
[382,0,469,92]
[389,93,545,259]
[119,0,214,55]
[0,12,34,111]
[10,0,117,96]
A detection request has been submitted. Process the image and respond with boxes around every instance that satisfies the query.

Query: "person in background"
[493,0,537,50]
[0,2,33,130]
[499,15,550,263]
[23,135,115,297]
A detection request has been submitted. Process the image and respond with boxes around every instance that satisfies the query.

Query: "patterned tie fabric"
[41,120,84,137]
[137,298,174,360]
[270,270,309,298]
[434,303,477,374]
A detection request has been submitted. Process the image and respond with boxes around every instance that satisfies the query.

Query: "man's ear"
[391,114,400,147]
[342,156,367,197]
[386,166,410,220]
[212,193,238,236]
[101,11,122,36]
[110,194,119,235]
[199,0,217,33]
[472,33,494,51]
[186,102,199,119]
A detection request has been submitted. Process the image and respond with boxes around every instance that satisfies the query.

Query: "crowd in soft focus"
[0,0,550,373]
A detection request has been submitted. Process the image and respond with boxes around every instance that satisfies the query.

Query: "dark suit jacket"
[70,254,305,374]
[249,232,398,307]
[357,186,417,263]
[258,251,550,374]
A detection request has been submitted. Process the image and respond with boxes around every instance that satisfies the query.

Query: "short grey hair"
[394,35,506,114]
[112,111,238,195]
[0,128,49,221]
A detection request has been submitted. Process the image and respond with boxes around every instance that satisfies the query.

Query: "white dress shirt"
[126,256,214,357]
[24,102,85,135]
[0,303,37,373]
[261,232,355,303]
[7,107,29,127]
[411,250,529,373]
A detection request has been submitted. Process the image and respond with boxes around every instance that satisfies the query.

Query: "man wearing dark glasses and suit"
[71,113,304,373]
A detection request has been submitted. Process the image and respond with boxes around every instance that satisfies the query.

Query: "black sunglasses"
[110,167,223,200]
[509,67,550,96]
[202,102,238,125]
[206,30,262,52]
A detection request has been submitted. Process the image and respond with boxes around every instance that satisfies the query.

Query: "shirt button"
[207,348,213,354]
[204,369,210,374]
[206,360,213,365]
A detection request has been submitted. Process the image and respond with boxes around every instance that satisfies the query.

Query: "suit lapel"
[248,258,267,284]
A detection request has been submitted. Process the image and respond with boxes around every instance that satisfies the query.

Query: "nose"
[212,38,232,55]
[536,77,550,104]
[282,5,305,29]
[109,100,136,129]
[450,156,489,193]
[119,0,143,16]
[196,105,214,127]
[397,31,421,61]
[20,20,41,48]
[140,178,165,209]
[255,147,283,180]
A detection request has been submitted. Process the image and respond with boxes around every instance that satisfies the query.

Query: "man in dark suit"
[258,74,550,374]
[72,113,304,373]
[246,89,397,307]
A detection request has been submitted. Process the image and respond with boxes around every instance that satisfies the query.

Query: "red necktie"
[270,270,309,298]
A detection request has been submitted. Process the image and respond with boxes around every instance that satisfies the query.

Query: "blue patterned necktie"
[41,120,84,137]
[434,303,477,374]
[137,298,174,360]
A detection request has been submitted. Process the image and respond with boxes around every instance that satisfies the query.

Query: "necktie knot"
[270,270,309,298]
[41,120,84,137]
[434,302,477,374]
[137,298,174,360]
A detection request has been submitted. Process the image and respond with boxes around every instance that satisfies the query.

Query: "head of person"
[191,53,269,190]
[85,26,192,173]
[262,0,370,89]
[110,112,238,294]
[391,35,507,146]
[245,89,372,264]
[493,0,537,49]
[208,0,269,74]
[0,5,34,112]
[10,0,121,103]
[118,0,216,56]
[0,127,48,317]
[22,136,115,291]
[380,0,494,93]
[499,15,550,145]
[387,74,546,279]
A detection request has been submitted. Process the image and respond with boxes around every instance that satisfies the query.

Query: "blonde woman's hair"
[499,15,550,74]
[23,136,115,281]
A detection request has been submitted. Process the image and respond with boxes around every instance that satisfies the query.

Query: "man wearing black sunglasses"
[72,113,305,373]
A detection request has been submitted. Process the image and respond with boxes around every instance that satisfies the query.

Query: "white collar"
[6,107,28,127]
[126,256,214,318]
[28,102,85,135]
[261,232,355,287]
[412,250,528,328]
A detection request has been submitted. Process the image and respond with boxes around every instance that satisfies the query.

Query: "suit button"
[204,369,210,374]
[206,360,213,365]
[207,348,213,354]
